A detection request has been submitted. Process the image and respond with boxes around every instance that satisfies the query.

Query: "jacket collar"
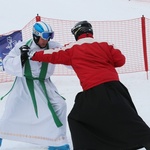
[77,33,93,40]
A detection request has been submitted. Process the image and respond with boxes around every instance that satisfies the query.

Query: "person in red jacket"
[28,21,150,150]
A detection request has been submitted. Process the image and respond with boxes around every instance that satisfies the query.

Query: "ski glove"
[19,45,30,67]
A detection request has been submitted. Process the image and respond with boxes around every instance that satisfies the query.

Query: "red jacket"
[32,34,125,91]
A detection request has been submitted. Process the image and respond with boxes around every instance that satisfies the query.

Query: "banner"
[0,30,22,71]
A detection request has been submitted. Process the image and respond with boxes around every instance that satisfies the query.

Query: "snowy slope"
[0,0,150,149]
[0,73,150,150]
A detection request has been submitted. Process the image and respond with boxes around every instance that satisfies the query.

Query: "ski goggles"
[39,31,54,40]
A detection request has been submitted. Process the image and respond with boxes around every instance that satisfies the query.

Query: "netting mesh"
[1,16,150,82]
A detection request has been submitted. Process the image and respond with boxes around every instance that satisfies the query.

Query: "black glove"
[19,45,30,66]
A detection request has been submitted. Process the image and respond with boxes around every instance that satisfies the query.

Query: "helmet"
[71,20,93,40]
[32,21,54,44]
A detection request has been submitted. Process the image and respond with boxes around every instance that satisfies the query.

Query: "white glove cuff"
[28,51,36,59]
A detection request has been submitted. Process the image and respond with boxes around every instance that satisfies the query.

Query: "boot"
[0,138,2,147]
[48,144,70,150]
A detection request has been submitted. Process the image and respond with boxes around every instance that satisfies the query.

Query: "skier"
[28,20,150,150]
[0,21,70,150]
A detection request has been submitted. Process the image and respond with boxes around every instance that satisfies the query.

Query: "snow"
[1,0,150,149]
[0,73,150,150]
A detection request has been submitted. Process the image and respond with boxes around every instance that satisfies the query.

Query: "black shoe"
[145,142,150,150]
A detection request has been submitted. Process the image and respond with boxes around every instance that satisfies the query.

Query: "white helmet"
[32,21,54,44]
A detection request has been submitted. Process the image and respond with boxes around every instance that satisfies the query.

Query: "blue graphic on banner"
[0,30,22,71]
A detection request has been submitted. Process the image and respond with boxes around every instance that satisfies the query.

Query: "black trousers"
[68,81,150,150]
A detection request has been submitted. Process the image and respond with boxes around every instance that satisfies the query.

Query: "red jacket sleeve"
[110,46,126,67]
[31,49,72,65]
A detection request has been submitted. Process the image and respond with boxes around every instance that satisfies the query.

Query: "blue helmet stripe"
[42,21,50,32]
